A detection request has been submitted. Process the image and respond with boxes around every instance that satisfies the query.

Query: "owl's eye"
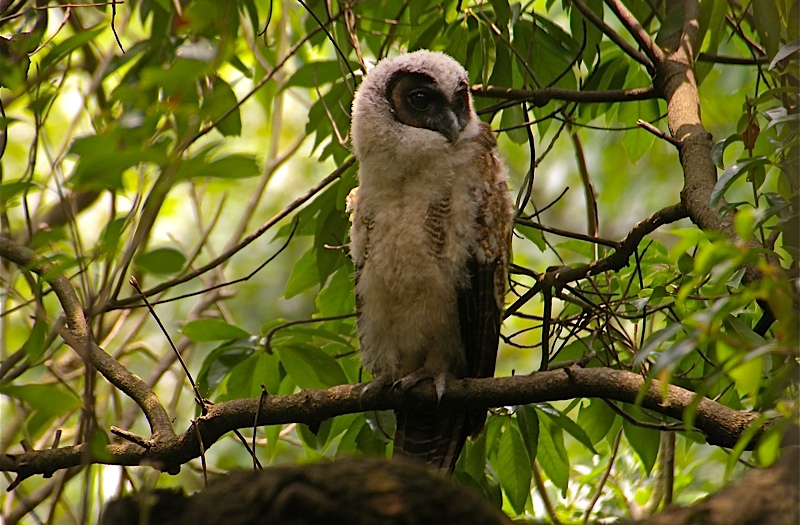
[407,89,432,112]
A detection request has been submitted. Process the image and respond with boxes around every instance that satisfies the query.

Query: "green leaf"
[283,60,360,89]
[284,247,319,299]
[516,405,539,462]
[711,135,743,169]
[182,319,251,342]
[710,157,770,206]
[202,78,242,136]
[274,344,348,389]
[537,415,569,493]
[134,247,187,275]
[39,26,105,72]
[621,406,660,474]
[0,180,37,209]
[68,133,169,191]
[176,153,260,180]
[496,420,531,514]
[769,39,800,70]
[753,0,782,58]
[0,384,81,437]
[515,223,546,252]
[540,404,597,454]
[23,319,48,364]
[577,399,616,445]
[222,353,269,400]
[196,341,257,397]
[89,427,115,462]
[316,265,355,317]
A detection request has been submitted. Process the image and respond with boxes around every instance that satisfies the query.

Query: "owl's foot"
[392,369,448,403]
[359,374,392,407]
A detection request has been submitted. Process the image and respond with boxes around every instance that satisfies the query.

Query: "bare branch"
[471,85,656,106]
[571,0,654,72]
[604,0,665,67]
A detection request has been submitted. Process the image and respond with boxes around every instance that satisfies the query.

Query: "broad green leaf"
[0,384,81,437]
[753,0,782,58]
[0,181,37,209]
[316,266,355,317]
[23,319,48,364]
[284,248,319,299]
[39,26,105,72]
[176,153,260,180]
[537,414,569,493]
[711,135,743,169]
[196,340,258,397]
[202,78,243,136]
[274,344,348,389]
[577,399,616,445]
[517,405,539,462]
[496,420,531,514]
[221,352,267,400]
[540,405,597,454]
[68,133,169,191]
[621,406,660,474]
[710,157,770,206]
[769,39,800,70]
[283,60,360,89]
[182,319,251,342]
[717,339,764,401]
[134,247,187,275]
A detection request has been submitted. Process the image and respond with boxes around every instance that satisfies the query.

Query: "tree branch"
[604,0,665,67]
[571,0,654,72]
[0,367,768,481]
[506,203,689,317]
[0,236,175,441]
[471,85,656,106]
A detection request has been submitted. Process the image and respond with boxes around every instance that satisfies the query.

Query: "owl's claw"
[393,369,448,404]
[360,374,392,407]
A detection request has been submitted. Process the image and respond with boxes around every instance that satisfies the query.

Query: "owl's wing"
[458,122,513,437]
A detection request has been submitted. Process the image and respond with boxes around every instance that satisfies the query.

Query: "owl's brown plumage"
[349,51,514,472]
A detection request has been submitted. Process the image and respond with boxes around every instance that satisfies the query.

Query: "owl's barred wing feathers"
[349,51,513,473]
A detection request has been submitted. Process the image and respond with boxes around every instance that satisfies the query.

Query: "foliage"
[0,0,797,523]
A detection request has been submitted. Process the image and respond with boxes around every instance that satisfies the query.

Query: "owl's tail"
[394,406,485,473]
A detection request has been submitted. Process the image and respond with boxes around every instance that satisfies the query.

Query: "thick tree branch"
[471,85,656,106]
[655,1,764,286]
[0,368,767,481]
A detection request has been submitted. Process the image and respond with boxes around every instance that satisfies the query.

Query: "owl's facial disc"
[386,71,470,143]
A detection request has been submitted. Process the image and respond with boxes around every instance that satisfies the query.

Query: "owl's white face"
[350,51,481,168]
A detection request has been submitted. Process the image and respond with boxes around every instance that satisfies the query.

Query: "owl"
[348,50,514,472]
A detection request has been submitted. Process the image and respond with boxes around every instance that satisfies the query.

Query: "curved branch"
[471,85,656,106]
[0,367,766,480]
[0,236,175,441]
[506,203,689,317]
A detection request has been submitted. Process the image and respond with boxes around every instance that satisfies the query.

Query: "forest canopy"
[0,0,797,523]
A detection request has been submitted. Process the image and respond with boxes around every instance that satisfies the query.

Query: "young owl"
[349,50,514,472]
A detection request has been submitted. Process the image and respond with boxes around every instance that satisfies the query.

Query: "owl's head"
[351,51,478,162]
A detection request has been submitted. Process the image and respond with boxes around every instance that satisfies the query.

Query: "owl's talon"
[360,374,391,407]
[433,372,447,403]
[392,368,434,392]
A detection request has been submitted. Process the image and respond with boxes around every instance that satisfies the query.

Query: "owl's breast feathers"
[350,121,513,383]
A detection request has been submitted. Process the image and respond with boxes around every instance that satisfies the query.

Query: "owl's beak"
[437,109,462,143]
